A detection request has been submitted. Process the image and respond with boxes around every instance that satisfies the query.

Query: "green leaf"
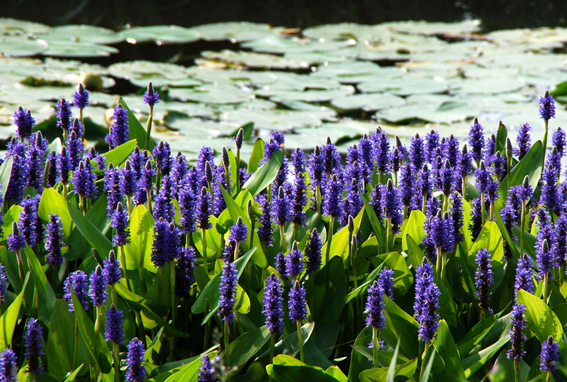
[517,290,564,342]
[382,296,419,359]
[361,189,386,251]
[243,149,284,196]
[247,138,265,173]
[24,247,56,324]
[124,205,156,272]
[163,351,217,382]
[468,221,505,290]
[462,335,509,378]
[258,322,315,364]
[0,275,27,349]
[97,139,137,168]
[401,210,426,250]
[495,122,508,153]
[267,355,340,382]
[0,156,13,202]
[358,358,418,382]
[456,314,498,358]
[321,206,364,265]
[231,122,254,141]
[39,188,73,238]
[119,98,154,151]
[228,325,271,368]
[191,247,256,318]
[306,256,347,328]
[376,252,414,296]
[406,235,424,271]
[419,351,436,382]
[386,340,400,382]
[63,364,85,382]
[432,320,466,380]
[47,300,82,380]
[67,201,113,257]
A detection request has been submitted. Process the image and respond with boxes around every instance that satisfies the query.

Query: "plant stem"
[520,200,526,256]
[146,188,153,215]
[269,334,275,382]
[236,149,241,194]
[514,359,520,382]
[113,342,120,382]
[169,260,176,362]
[73,319,79,368]
[462,176,466,198]
[372,327,379,368]
[145,105,153,150]
[546,370,552,382]
[543,273,549,302]
[119,245,132,292]
[489,203,494,221]
[326,216,335,264]
[419,343,431,381]
[224,320,231,367]
[280,224,287,254]
[202,228,208,274]
[543,119,549,170]
[297,320,305,363]
[481,193,485,226]
[16,249,25,284]
[385,217,392,253]
[94,305,102,359]
[435,246,442,277]
[315,185,322,215]
[204,299,210,349]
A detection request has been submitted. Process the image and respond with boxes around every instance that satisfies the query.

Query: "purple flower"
[19,195,43,247]
[378,267,395,300]
[219,261,237,322]
[442,134,460,168]
[66,131,84,169]
[474,249,493,314]
[175,247,197,298]
[288,281,307,322]
[425,129,440,164]
[458,144,473,182]
[63,271,89,312]
[409,134,425,172]
[229,217,247,243]
[370,184,384,224]
[416,283,440,343]
[56,98,72,132]
[198,187,212,230]
[485,134,496,166]
[105,304,124,345]
[540,336,559,372]
[7,223,26,252]
[321,137,342,176]
[198,354,216,382]
[515,123,531,161]
[24,318,44,374]
[541,164,560,214]
[153,176,176,221]
[111,202,130,247]
[258,196,273,246]
[286,242,304,279]
[89,265,108,307]
[323,174,343,219]
[151,219,180,268]
[469,198,483,241]
[120,161,137,197]
[383,180,404,234]
[514,254,534,298]
[178,184,197,234]
[275,252,287,279]
[305,229,322,274]
[106,104,129,149]
[423,210,454,253]
[126,338,146,382]
[104,250,122,285]
[58,148,72,185]
[554,215,567,268]
[535,208,557,279]
[260,131,285,166]
[0,348,18,382]
[74,83,89,110]
[469,117,485,163]
[135,160,156,206]
[73,159,97,199]
[475,161,490,194]
[263,273,285,336]
[450,191,464,245]
[414,259,435,320]
[291,173,307,226]
[5,153,28,203]
[45,152,59,188]
[308,146,325,193]
[438,159,454,197]
[0,264,6,302]
[272,186,291,225]
[104,164,123,219]
[170,153,188,194]
[399,163,416,209]
[553,127,566,155]
[418,164,433,200]
[45,214,65,266]
[13,107,35,140]
[507,304,527,360]
[365,280,385,329]
[69,118,84,138]
[291,148,306,174]
[371,128,390,174]
[143,82,160,107]
[342,178,364,227]
[539,91,556,121]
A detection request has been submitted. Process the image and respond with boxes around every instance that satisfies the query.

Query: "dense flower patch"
[0,85,565,382]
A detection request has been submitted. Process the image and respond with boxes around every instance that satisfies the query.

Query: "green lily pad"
[121,25,200,44]
[331,93,406,111]
[358,78,448,96]
[302,23,391,42]
[257,85,355,102]
[0,18,52,34]
[267,72,341,91]
[475,53,567,70]
[221,108,336,131]
[191,22,276,42]
[0,35,49,57]
[376,101,479,124]
[107,61,187,80]
[170,84,254,104]
[129,76,201,88]
[387,20,481,35]
[242,35,353,54]
[187,67,278,86]
[40,25,124,45]
[199,50,309,69]
[42,41,118,58]
[449,77,525,94]
[283,52,348,65]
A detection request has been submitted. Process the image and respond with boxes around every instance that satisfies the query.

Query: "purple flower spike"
[378,267,395,300]
[414,259,435,320]
[178,184,197,234]
[416,283,440,343]
[515,123,531,161]
[0,264,6,302]
[275,252,287,279]
[105,304,124,345]
[111,202,131,247]
[539,91,556,121]
[24,318,44,375]
[507,304,527,360]
[104,250,122,286]
[0,348,18,382]
[540,336,559,372]
[229,217,247,243]
[258,196,274,247]
[106,104,129,149]
[74,83,89,110]
[425,129,440,164]
[553,127,566,155]
[263,273,285,337]
[126,338,146,382]
[20,195,43,247]
[272,186,290,226]
[56,98,72,132]
[292,173,307,227]
[63,270,89,312]
[475,161,490,194]
[365,280,385,329]
[45,214,65,266]
[13,107,35,140]
[89,265,108,307]
[143,82,160,107]
[286,242,304,279]
[383,180,403,234]
[474,249,493,314]
[288,281,307,322]
[409,133,425,172]
[151,218,180,268]
[305,229,322,274]
[175,247,197,298]
[198,354,216,382]
[469,117,485,163]
[72,159,97,199]
[218,261,237,323]
[8,222,26,253]
[198,187,212,230]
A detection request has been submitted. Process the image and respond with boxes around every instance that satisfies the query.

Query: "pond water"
[1,18,567,160]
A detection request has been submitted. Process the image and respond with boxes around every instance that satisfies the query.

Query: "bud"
[236,128,244,150]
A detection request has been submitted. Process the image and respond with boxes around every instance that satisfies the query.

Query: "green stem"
[372,327,379,368]
[385,217,392,253]
[280,224,287,254]
[224,320,231,367]
[145,105,153,150]
[489,203,494,222]
[462,176,466,198]
[113,342,120,382]
[419,343,431,381]
[443,194,449,213]
[204,299,211,349]
[520,200,526,256]
[315,185,322,215]
[543,119,549,170]
[297,320,304,363]
[543,273,549,302]
[326,216,335,264]
[119,245,132,292]
[94,305,102,359]
[73,319,79,368]
[422,195,427,215]
[394,171,398,187]
[236,149,241,194]
[169,261,176,362]
[249,220,255,249]
[546,370,552,382]
[234,241,240,261]
[481,193,485,226]
[269,334,275,382]
[147,188,153,215]
[435,246,442,277]
[202,228,208,273]
[16,249,25,284]
[441,251,447,282]
[514,359,520,382]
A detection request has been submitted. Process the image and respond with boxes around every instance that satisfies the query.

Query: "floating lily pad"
[475,53,567,70]
[266,72,341,91]
[376,101,479,124]
[42,41,118,58]
[283,52,348,65]
[191,22,275,42]
[40,25,124,45]
[302,23,391,42]
[121,25,200,44]
[358,78,448,96]
[387,20,482,35]
[108,61,187,80]
[0,18,52,34]
[449,77,525,94]
[242,35,353,54]
[256,86,355,102]
[170,84,254,104]
[220,108,336,131]
[199,50,309,69]
[331,93,406,111]
[0,35,49,57]
[187,67,278,86]
[129,77,201,88]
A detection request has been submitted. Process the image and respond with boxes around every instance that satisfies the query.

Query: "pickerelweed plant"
[0,84,566,382]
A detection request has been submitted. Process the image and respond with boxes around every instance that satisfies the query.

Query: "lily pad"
[376,101,479,124]
[191,22,275,42]
[188,67,278,86]
[242,35,353,54]
[170,84,254,104]
[387,20,482,35]
[220,108,336,131]
[331,93,406,111]
[449,77,525,94]
[199,50,309,69]
[302,23,391,42]
[256,85,355,102]
[0,18,52,34]
[40,25,124,45]
[121,25,200,44]
[107,61,187,80]
[42,41,119,58]
[0,35,49,57]
[358,78,448,96]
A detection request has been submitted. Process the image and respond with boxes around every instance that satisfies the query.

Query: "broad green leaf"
[419,351,436,382]
[382,296,419,359]
[401,210,426,250]
[321,206,364,265]
[359,358,418,382]
[24,247,56,324]
[432,320,466,380]
[97,139,137,168]
[326,366,347,382]
[267,355,340,382]
[495,122,508,153]
[0,156,13,202]
[39,188,73,238]
[348,327,373,382]
[468,221,505,290]
[0,275,27,349]
[191,247,256,317]
[361,190,386,251]
[228,325,271,368]
[68,201,113,257]
[462,335,510,378]
[374,252,414,296]
[517,290,563,342]
[124,205,156,272]
[231,121,254,141]
[406,235,424,271]
[64,364,85,382]
[456,314,498,357]
[47,300,81,380]
[243,149,284,196]
[119,98,154,150]
[306,256,347,328]
[247,138,265,173]
[258,322,315,364]
[387,340,400,382]
[164,351,218,382]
